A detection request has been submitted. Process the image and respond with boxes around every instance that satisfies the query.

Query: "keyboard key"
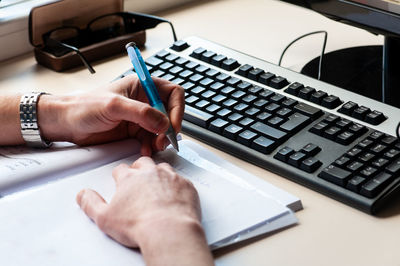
[293,103,323,120]
[274,146,295,162]
[170,40,189,51]
[298,86,316,100]
[209,118,229,134]
[206,104,221,114]
[300,143,321,156]
[300,157,322,173]
[221,58,240,71]
[310,90,328,104]
[165,53,179,62]
[248,68,264,81]
[319,165,352,186]
[175,57,189,66]
[185,95,199,105]
[155,50,169,59]
[252,136,276,154]
[223,124,243,139]
[250,122,287,141]
[280,113,310,133]
[202,51,217,62]
[352,106,371,120]
[288,152,307,167]
[190,47,206,59]
[336,131,356,145]
[237,130,258,146]
[185,61,199,70]
[285,82,303,96]
[258,72,275,85]
[235,64,254,77]
[239,117,255,127]
[146,56,164,67]
[195,99,210,109]
[184,105,214,127]
[365,110,386,125]
[338,101,358,115]
[310,121,329,135]
[347,176,366,192]
[360,172,392,198]
[211,54,227,67]
[228,113,243,122]
[269,76,289,89]
[321,95,342,109]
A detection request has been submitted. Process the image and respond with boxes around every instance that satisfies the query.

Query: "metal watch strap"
[20,92,52,148]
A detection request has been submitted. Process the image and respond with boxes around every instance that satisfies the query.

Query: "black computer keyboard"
[118,36,400,214]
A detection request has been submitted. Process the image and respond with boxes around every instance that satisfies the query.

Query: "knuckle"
[105,95,122,116]
[95,210,109,231]
[138,104,152,119]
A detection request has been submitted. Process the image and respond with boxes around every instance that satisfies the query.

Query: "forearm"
[0,93,70,146]
[137,218,214,266]
[0,94,24,145]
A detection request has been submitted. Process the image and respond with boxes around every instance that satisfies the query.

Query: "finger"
[112,163,130,184]
[104,95,169,134]
[76,189,107,225]
[135,129,154,156]
[152,78,184,133]
[153,133,168,151]
[131,156,156,169]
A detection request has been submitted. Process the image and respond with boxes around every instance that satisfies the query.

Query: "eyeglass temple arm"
[125,12,178,42]
[58,42,96,74]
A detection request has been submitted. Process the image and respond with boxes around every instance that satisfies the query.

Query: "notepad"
[0,139,301,265]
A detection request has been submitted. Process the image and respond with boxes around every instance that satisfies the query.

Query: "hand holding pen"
[126,42,180,151]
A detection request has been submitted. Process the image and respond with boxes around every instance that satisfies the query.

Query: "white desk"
[1,1,398,265]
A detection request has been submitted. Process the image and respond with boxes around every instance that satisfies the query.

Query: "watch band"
[20,92,52,148]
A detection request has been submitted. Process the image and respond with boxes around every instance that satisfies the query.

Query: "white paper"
[0,140,298,266]
[0,139,140,196]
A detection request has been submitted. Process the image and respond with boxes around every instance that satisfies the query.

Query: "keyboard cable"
[278,30,328,80]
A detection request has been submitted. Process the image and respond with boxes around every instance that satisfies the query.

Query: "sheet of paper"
[0,139,140,196]
[0,140,297,266]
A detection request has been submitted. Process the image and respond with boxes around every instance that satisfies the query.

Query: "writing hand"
[39,76,184,155]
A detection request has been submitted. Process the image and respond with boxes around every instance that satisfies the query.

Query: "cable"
[278,31,328,80]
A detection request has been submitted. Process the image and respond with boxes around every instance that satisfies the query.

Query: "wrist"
[37,94,72,142]
[135,215,207,254]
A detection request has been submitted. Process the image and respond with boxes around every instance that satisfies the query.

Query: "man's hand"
[39,76,184,155]
[76,157,214,266]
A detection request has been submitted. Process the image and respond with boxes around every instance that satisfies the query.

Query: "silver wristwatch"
[20,92,52,148]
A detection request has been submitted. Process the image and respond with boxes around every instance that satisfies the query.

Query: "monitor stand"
[301,36,400,108]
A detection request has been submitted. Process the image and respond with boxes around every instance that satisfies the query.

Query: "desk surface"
[1,0,399,265]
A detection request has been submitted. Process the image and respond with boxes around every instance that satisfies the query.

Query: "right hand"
[76,156,202,248]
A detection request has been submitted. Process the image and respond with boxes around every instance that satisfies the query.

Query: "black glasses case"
[29,0,146,72]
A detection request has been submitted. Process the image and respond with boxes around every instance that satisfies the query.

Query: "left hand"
[38,75,184,155]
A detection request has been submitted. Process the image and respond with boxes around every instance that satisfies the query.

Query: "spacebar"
[183,105,214,128]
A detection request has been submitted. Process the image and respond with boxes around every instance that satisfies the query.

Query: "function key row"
[338,101,387,125]
[285,82,342,110]
[190,47,240,71]
[319,131,400,198]
[235,64,289,89]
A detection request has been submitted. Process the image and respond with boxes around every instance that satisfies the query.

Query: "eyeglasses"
[42,12,178,74]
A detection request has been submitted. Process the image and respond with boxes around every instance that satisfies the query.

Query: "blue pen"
[125,42,179,151]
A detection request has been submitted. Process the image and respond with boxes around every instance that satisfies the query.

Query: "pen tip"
[125,42,137,50]
[167,134,179,152]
